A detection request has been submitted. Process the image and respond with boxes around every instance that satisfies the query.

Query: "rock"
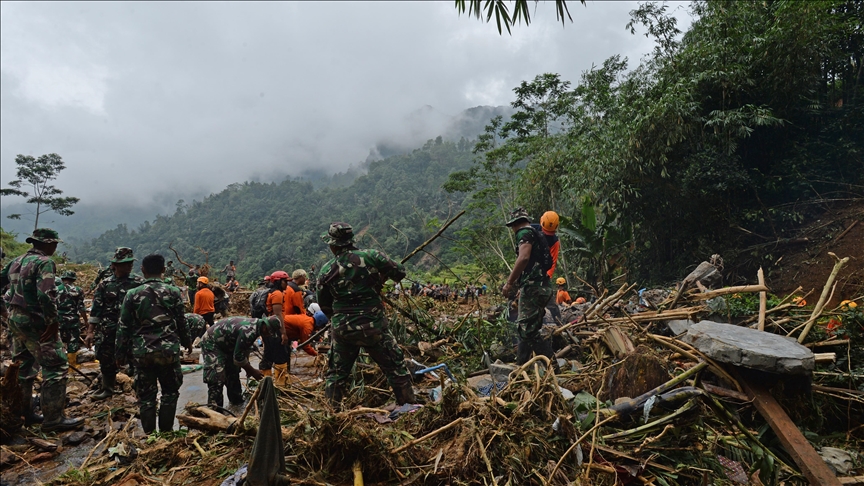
[667,319,697,336]
[489,362,516,383]
[76,348,96,363]
[682,322,814,374]
[31,451,55,462]
[558,387,574,400]
[63,431,90,445]
[819,447,855,475]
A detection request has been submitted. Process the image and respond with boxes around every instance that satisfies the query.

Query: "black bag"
[250,287,273,318]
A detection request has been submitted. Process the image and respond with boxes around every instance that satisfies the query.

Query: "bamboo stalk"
[796,252,850,343]
[688,284,769,301]
[475,432,498,486]
[757,267,767,331]
[602,400,697,440]
[353,460,364,486]
[547,414,619,482]
[390,418,465,454]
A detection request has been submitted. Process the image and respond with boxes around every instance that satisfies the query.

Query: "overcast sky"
[1,1,692,209]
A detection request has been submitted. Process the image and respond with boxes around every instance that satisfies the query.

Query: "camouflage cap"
[111,247,136,263]
[505,207,532,226]
[321,222,355,247]
[61,270,77,280]
[26,228,62,244]
[258,316,283,339]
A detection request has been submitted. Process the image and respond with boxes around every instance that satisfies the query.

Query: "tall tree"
[1,153,80,231]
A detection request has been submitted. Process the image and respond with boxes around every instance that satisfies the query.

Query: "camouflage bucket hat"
[26,228,62,244]
[111,247,136,263]
[260,316,283,338]
[61,270,77,280]
[321,222,355,247]
[505,207,532,226]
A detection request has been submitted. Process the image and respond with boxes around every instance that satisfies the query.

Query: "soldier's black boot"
[41,379,84,432]
[158,401,177,433]
[392,379,416,405]
[140,407,157,434]
[21,381,43,426]
[516,340,532,365]
[92,374,116,401]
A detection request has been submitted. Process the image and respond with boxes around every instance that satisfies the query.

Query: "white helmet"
[307,303,321,314]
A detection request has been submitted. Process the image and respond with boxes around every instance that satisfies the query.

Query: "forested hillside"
[71,139,475,282]
[445,0,863,288]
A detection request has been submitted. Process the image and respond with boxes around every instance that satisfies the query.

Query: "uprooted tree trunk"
[0,362,23,437]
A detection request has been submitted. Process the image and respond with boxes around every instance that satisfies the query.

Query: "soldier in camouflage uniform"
[316,222,415,407]
[201,316,280,407]
[88,247,145,400]
[164,261,176,279]
[117,254,192,433]
[0,229,84,431]
[184,267,199,304]
[501,208,558,369]
[56,271,88,368]
[185,312,208,340]
[89,266,114,291]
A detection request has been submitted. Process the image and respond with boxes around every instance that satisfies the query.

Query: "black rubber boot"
[516,340,532,365]
[392,379,416,405]
[92,374,116,401]
[158,401,177,433]
[140,407,157,434]
[21,381,43,426]
[41,379,84,432]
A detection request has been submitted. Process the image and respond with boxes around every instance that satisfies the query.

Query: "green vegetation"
[447,0,863,286]
[0,228,30,260]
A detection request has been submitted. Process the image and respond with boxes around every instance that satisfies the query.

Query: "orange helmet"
[540,211,559,232]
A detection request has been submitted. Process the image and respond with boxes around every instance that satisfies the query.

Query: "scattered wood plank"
[757,267,767,331]
[601,326,635,358]
[740,378,842,486]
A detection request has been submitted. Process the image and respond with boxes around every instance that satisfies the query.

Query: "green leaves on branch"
[454,0,581,35]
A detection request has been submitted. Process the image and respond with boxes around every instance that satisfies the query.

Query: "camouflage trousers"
[134,352,183,416]
[516,284,555,365]
[7,307,68,386]
[201,341,243,407]
[325,326,410,395]
[59,317,83,353]
[95,324,119,380]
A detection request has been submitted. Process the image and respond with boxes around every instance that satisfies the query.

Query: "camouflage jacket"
[514,227,550,288]
[185,312,207,339]
[202,316,261,366]
[117,278,191,358]
[90,273,145,329]
[56,282,86,320]
[316,247,405,334]
[0,249,59,324]
[184,272,199,288]
[89,267,114,291]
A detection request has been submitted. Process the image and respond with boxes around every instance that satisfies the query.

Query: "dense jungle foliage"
[70,0,862,288]
[446,0,864,287]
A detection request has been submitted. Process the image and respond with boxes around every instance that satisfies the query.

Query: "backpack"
[520,225,553,280]
[249,287,273,318]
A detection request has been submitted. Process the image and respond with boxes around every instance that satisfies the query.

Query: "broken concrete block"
[819,447,856,475]
[667,319,697,336]
[681,322,814,374]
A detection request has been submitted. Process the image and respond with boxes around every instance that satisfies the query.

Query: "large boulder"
[681,322,814,374]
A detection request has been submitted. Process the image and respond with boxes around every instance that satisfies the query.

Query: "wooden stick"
[835,220,858,242]
[797,252,850,343]
[475,432,498,486]
[757,267,767,331]
[236,380,264,432]
[400,210,465,264]
[390,418,464,454]
[688,285,769,301]
[547,414,619,482]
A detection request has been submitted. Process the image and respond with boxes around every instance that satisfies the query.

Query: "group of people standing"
[1,208,569,436]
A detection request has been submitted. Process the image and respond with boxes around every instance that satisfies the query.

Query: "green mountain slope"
[70,139,475,283]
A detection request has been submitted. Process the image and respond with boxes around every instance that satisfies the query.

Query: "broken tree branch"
[796,252,850,343]
[401,210,465,264]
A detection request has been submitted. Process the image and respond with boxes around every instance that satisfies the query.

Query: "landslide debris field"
[1,246,862,485]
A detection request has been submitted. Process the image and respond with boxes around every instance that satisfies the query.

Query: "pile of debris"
[2,254,862,485]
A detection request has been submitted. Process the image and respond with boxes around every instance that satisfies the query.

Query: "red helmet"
[270,270,290,281]
[263,275,271,282]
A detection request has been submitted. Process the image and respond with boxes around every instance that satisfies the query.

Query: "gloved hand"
[313,311,329,330]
